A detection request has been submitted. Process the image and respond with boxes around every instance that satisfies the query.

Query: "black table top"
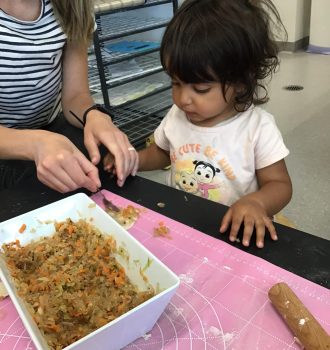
[0,172,329,289]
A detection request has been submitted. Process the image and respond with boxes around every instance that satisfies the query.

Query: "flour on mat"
[223,265,232,271]
[172,307,184,317]
[179,274,193,284]
[208,326,222,337]
[208,326,236,343]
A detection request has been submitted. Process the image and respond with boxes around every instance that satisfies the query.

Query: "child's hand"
[103,152,115,174]
[219,197,278,248]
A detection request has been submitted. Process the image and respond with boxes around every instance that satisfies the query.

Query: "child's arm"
[138,143,171,171]
[220,159,292,248]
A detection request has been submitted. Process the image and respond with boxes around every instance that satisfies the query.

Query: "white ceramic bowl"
[0,193,179,350]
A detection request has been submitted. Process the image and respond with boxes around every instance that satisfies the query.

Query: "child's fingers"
[242,217,255,246]
[254,219,266,248]
[219,208,232,233]
[228,214,243,242]
[264,217,278,241]
[103,153,115,172]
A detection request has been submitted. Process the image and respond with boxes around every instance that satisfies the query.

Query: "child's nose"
[179,88,192,106]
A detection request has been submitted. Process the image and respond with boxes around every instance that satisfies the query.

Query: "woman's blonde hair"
[51,0,95,46]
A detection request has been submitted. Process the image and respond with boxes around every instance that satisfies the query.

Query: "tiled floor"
[138,51,330,240]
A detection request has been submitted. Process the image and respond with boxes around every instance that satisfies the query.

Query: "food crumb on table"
[153,221,171,239]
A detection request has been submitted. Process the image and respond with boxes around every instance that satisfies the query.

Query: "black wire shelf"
[96,16,170,41]
[95,0,174,16]
[108,89,172,147]
[88,52,165,92]
[96,45,160,66]
[110,88,172,126]
[91,0,177,146]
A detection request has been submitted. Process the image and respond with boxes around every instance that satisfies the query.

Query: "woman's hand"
[33,131,100,193]
[83,111,139,187]
[60,41,138,187]
[219,197,277,248]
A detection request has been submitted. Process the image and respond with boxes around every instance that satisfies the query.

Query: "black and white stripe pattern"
[0,0,67,128]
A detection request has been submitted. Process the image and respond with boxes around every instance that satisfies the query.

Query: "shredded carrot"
[18,224,26,233]
[1,219,155,350]
[45,324,60,333]
[67,225,75,235]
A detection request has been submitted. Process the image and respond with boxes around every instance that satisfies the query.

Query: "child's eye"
[193,86,211,94]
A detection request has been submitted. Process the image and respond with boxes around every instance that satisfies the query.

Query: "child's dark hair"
[160,0,287,111]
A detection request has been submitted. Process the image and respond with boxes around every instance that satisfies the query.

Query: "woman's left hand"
[219,197,278,248]
[83,110,139,187]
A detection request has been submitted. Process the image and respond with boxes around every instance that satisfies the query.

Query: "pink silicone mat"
[0,190,329,350]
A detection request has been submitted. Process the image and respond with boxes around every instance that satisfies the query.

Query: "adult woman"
[0,0,138,192]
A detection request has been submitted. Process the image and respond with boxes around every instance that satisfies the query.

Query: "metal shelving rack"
[90,0,178,148]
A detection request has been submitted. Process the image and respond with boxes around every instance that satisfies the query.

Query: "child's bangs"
[162,33,216,84]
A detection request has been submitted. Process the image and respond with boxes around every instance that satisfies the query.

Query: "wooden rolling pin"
[268,282,330,350]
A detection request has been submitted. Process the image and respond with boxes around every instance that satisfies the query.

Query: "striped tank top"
[0,0,67,128]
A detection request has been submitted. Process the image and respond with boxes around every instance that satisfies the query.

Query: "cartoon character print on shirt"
[171,144,236,203]
[193,160,221,199]
[176,170,201,195]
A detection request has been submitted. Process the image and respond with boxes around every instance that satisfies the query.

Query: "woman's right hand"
[33,131,101,193]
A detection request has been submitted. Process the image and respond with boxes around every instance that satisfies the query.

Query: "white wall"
[178,0,312,44]
[309,0,330,47]
[296,0,311,39]
[271,0,311,43]
[143,0,313,46]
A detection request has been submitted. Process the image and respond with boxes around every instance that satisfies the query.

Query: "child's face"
[171,78,236,127]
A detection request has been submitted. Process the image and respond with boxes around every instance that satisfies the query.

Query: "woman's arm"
[61,41,138,186]
[220,159,292,248]
[0,127,40,160]
[0,41,102,193]
[0,125,100,193]
[60,41,94,127]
